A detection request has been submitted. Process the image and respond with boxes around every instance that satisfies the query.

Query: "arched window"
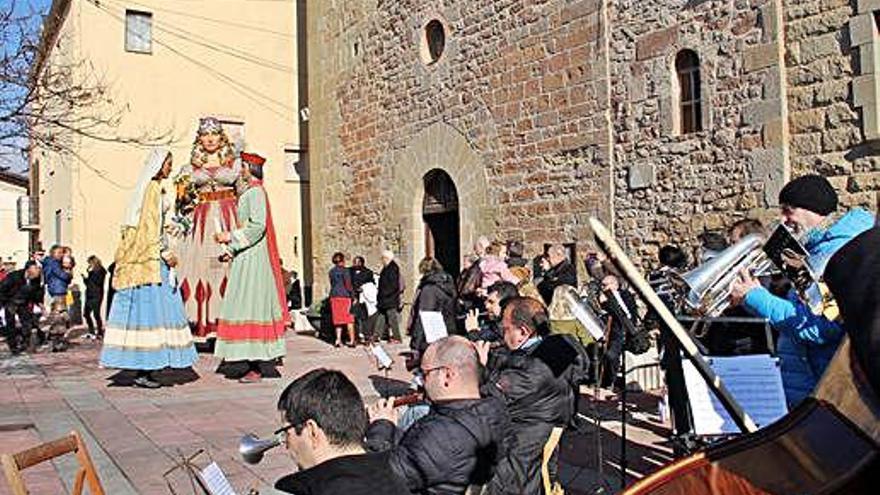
[675,50,702,134]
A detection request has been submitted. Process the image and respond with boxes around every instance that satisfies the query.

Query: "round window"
[420,19,446,65]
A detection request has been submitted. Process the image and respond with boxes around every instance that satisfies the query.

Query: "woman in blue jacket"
[730,175,874,407]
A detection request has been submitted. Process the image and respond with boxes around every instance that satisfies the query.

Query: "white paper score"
[419,311,448,344]
[682,354,788,436]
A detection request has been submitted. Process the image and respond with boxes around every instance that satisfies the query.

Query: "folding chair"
[1,430,105,495]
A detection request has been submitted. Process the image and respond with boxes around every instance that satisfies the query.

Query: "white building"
[0,170,31,267]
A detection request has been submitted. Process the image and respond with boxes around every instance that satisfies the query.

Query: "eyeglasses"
[274,423,298,448]
[421,365,448,377]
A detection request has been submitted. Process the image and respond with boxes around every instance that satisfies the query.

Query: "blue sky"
[0,0,52,173]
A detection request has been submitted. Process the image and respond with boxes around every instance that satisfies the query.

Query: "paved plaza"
[0,333,671,495]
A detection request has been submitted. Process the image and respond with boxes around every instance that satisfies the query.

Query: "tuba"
[670,234,775,317]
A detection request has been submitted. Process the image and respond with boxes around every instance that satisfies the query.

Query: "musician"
[730,174,874,407]
[464,281,518,343]
[598,274,641,388]
[366,336,508,494]
[274,369,410,495]
[477,297,588,495]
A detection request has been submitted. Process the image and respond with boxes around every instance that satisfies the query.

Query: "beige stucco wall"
[35,0,303,281]
[0,181,30,265]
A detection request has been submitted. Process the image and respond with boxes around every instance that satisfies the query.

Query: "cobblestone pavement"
[0,333,672,494]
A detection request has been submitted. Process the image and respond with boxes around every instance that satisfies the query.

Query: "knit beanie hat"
[778,174,838,216]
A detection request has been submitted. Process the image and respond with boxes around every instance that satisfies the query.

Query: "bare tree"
[0,1,172,167]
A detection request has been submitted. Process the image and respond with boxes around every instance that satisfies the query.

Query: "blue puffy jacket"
[42,256,72,297]
[743,208,875,407]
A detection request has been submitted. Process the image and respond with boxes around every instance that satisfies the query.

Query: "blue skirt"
[100,264,198,371]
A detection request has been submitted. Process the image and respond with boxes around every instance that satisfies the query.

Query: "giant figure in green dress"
[213,152,289,383]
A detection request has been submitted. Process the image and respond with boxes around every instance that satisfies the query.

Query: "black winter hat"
[778,174,838,216]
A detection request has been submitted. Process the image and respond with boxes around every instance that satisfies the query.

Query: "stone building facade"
[307,0,880,295]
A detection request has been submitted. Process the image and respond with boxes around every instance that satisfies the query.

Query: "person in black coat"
[597,274,640,389]
[274,369,410,495]
[349,256,375,338]
[82,256,107,338]
[367,336,508,495]
[476,297,588,495]
[408,257,458,360]
[537,244,578,305]
[376,250,403,342]
[0,261,44,353]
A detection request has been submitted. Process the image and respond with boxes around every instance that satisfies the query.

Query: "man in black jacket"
[598,274,640,389]
[367,336,508,495]
[376,250,403,343]
[537,244,578,305]
[274,369,410,495]
[0,261,44,354]
[476,297,588,495]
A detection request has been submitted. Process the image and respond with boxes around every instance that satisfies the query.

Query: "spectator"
[548,285,594,349]
[42,245,71,307]
[376,250,403,343]
[359,273,379,342]
[287,270,303,310]
[329,252,356,348]
[408,258,457,364]
[464,281,518,343]
[367,336,508,495]
[350,256,375,338]
[350,256,375,292]
[532,253,549,285]
[473,236,490,259]
[42,245,72,351]
[505,240,528,268]
[537,245,577,305]
[274,369,410,495]
[83,256,107,339]
[0,261,43,354]
[478,297,587,495]
[479,242,519,290]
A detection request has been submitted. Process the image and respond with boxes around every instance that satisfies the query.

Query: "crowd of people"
[2,128,878,493]
[0,244,110,354]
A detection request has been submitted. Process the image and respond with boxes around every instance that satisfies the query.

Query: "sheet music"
[371,344,393,369]
[419,311,448,344]
[682,354,788,435]
[200,462,237,495]
[565,292,605,341]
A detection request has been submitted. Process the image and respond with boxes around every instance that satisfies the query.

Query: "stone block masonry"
[308,0,880,294]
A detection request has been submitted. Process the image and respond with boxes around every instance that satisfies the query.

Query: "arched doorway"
[423,169,460,277]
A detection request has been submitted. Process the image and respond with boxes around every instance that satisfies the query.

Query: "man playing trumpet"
[729,174,874,407]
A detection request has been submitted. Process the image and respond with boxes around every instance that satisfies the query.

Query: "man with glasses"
[730,174,874,407]
[274,369,409,495]
[366,336,508,494]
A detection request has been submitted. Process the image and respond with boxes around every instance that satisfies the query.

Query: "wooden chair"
[1,430,105,495]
